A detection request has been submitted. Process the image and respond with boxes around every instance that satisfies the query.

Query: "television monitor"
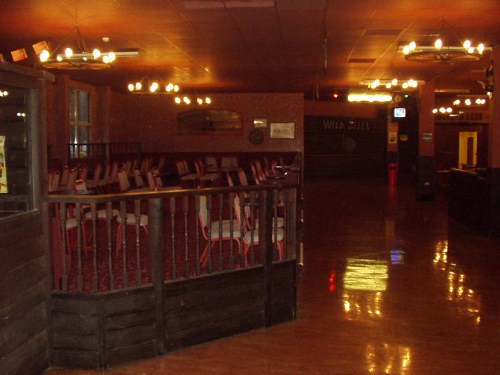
[393,107,406,119]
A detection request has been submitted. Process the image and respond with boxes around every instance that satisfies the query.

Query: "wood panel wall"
[0,212,50,375]
[50,262,296,369]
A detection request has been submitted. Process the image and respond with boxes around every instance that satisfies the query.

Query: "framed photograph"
[270,122,295,139]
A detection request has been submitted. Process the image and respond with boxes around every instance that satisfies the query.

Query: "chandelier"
[399,19,491,63]
[38,27,138,70]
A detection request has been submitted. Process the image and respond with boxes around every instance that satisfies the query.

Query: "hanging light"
[37,27,138,70]
[399,20,491,63]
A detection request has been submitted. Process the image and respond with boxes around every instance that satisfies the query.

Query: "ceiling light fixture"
[37,27,138,70]
[127,78,180,95]
[399,19,491,63]
[174,95,212,105]
[348,93,392,103]
[360,78,420,90]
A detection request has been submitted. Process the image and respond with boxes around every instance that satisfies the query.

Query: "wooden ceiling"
[0,0,498,98]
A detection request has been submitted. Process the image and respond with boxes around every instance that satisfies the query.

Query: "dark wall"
[303,101,387,179]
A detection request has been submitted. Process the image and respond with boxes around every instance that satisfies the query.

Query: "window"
[69,88,91,158]
[0,84,36,216]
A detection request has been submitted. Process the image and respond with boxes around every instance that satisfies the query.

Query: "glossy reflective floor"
[44,176,500,375]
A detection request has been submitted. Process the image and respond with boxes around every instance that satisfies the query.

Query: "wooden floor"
[44,175,500,374]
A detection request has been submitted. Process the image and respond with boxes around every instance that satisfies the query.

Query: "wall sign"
[270,122,295,139]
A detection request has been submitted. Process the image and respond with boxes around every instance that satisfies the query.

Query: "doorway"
[458,131,477,169]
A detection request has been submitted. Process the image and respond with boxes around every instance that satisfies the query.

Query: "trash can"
[388,163,398,186]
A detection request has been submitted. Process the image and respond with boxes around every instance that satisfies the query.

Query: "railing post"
[148,197,165,354]
[259,189,274,327]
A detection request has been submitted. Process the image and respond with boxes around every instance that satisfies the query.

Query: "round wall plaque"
[249,129,264,144]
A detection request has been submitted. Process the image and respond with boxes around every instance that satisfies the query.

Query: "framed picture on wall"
[270,122,295,139]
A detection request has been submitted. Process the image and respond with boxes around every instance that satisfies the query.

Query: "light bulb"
[102,55,110,63]
[467,47,475,54]
[409,41,416,50]
[477,43,484,54]
[40,49,50,62]
[174,85,179,92]
[128,83,135,91]
[93,49,101,59]
[402,82,409,89]
[166,83,174,92]
[446,107,452,113]
[386,83,392,89]
[108,52,116,62]
[432,108,438,114]
[391,78,398,86]
[453,99,460,106]
[56,55,63,62]
[465,99,471,106]
[205,97,212,104]
[439,107,446,113]
[434,39,443,49]
[197,97,203,105]
[403,45,411,55]
[175,97,181,104]
[463,40,471,49]
[149,82,159,92]
[135,82,142,90]
[475,98,482,105]
[64,47,73,58]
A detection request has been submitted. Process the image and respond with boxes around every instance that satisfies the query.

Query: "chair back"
[226,172,234,187]
[237,168,249,186]
[117,170,130,192]
[48,170,61,192]
[194,159,206,177]
[110,161,119,183]
[65,168,78,190]
[78,165,89,181]
[254,160,266,181]
[176,160,190,177]
[122,160,132,176]
[157,156,166,171]
[204,156,218,170]
[249,162,260,185]
[60,166,69,187]
[133,168,145,188]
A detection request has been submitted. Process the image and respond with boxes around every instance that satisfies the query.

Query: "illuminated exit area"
[458,131,477,169]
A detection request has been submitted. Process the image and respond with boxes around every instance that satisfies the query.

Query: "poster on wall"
[270,122,295,139]
[0,136,7,193]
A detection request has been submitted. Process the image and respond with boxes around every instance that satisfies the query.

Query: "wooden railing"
[47,183,299,293]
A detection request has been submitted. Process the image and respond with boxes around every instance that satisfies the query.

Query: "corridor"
[45,176,500,374]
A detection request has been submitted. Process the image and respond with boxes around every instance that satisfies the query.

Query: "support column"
[416,79,437,200]
[488,47,500,235]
